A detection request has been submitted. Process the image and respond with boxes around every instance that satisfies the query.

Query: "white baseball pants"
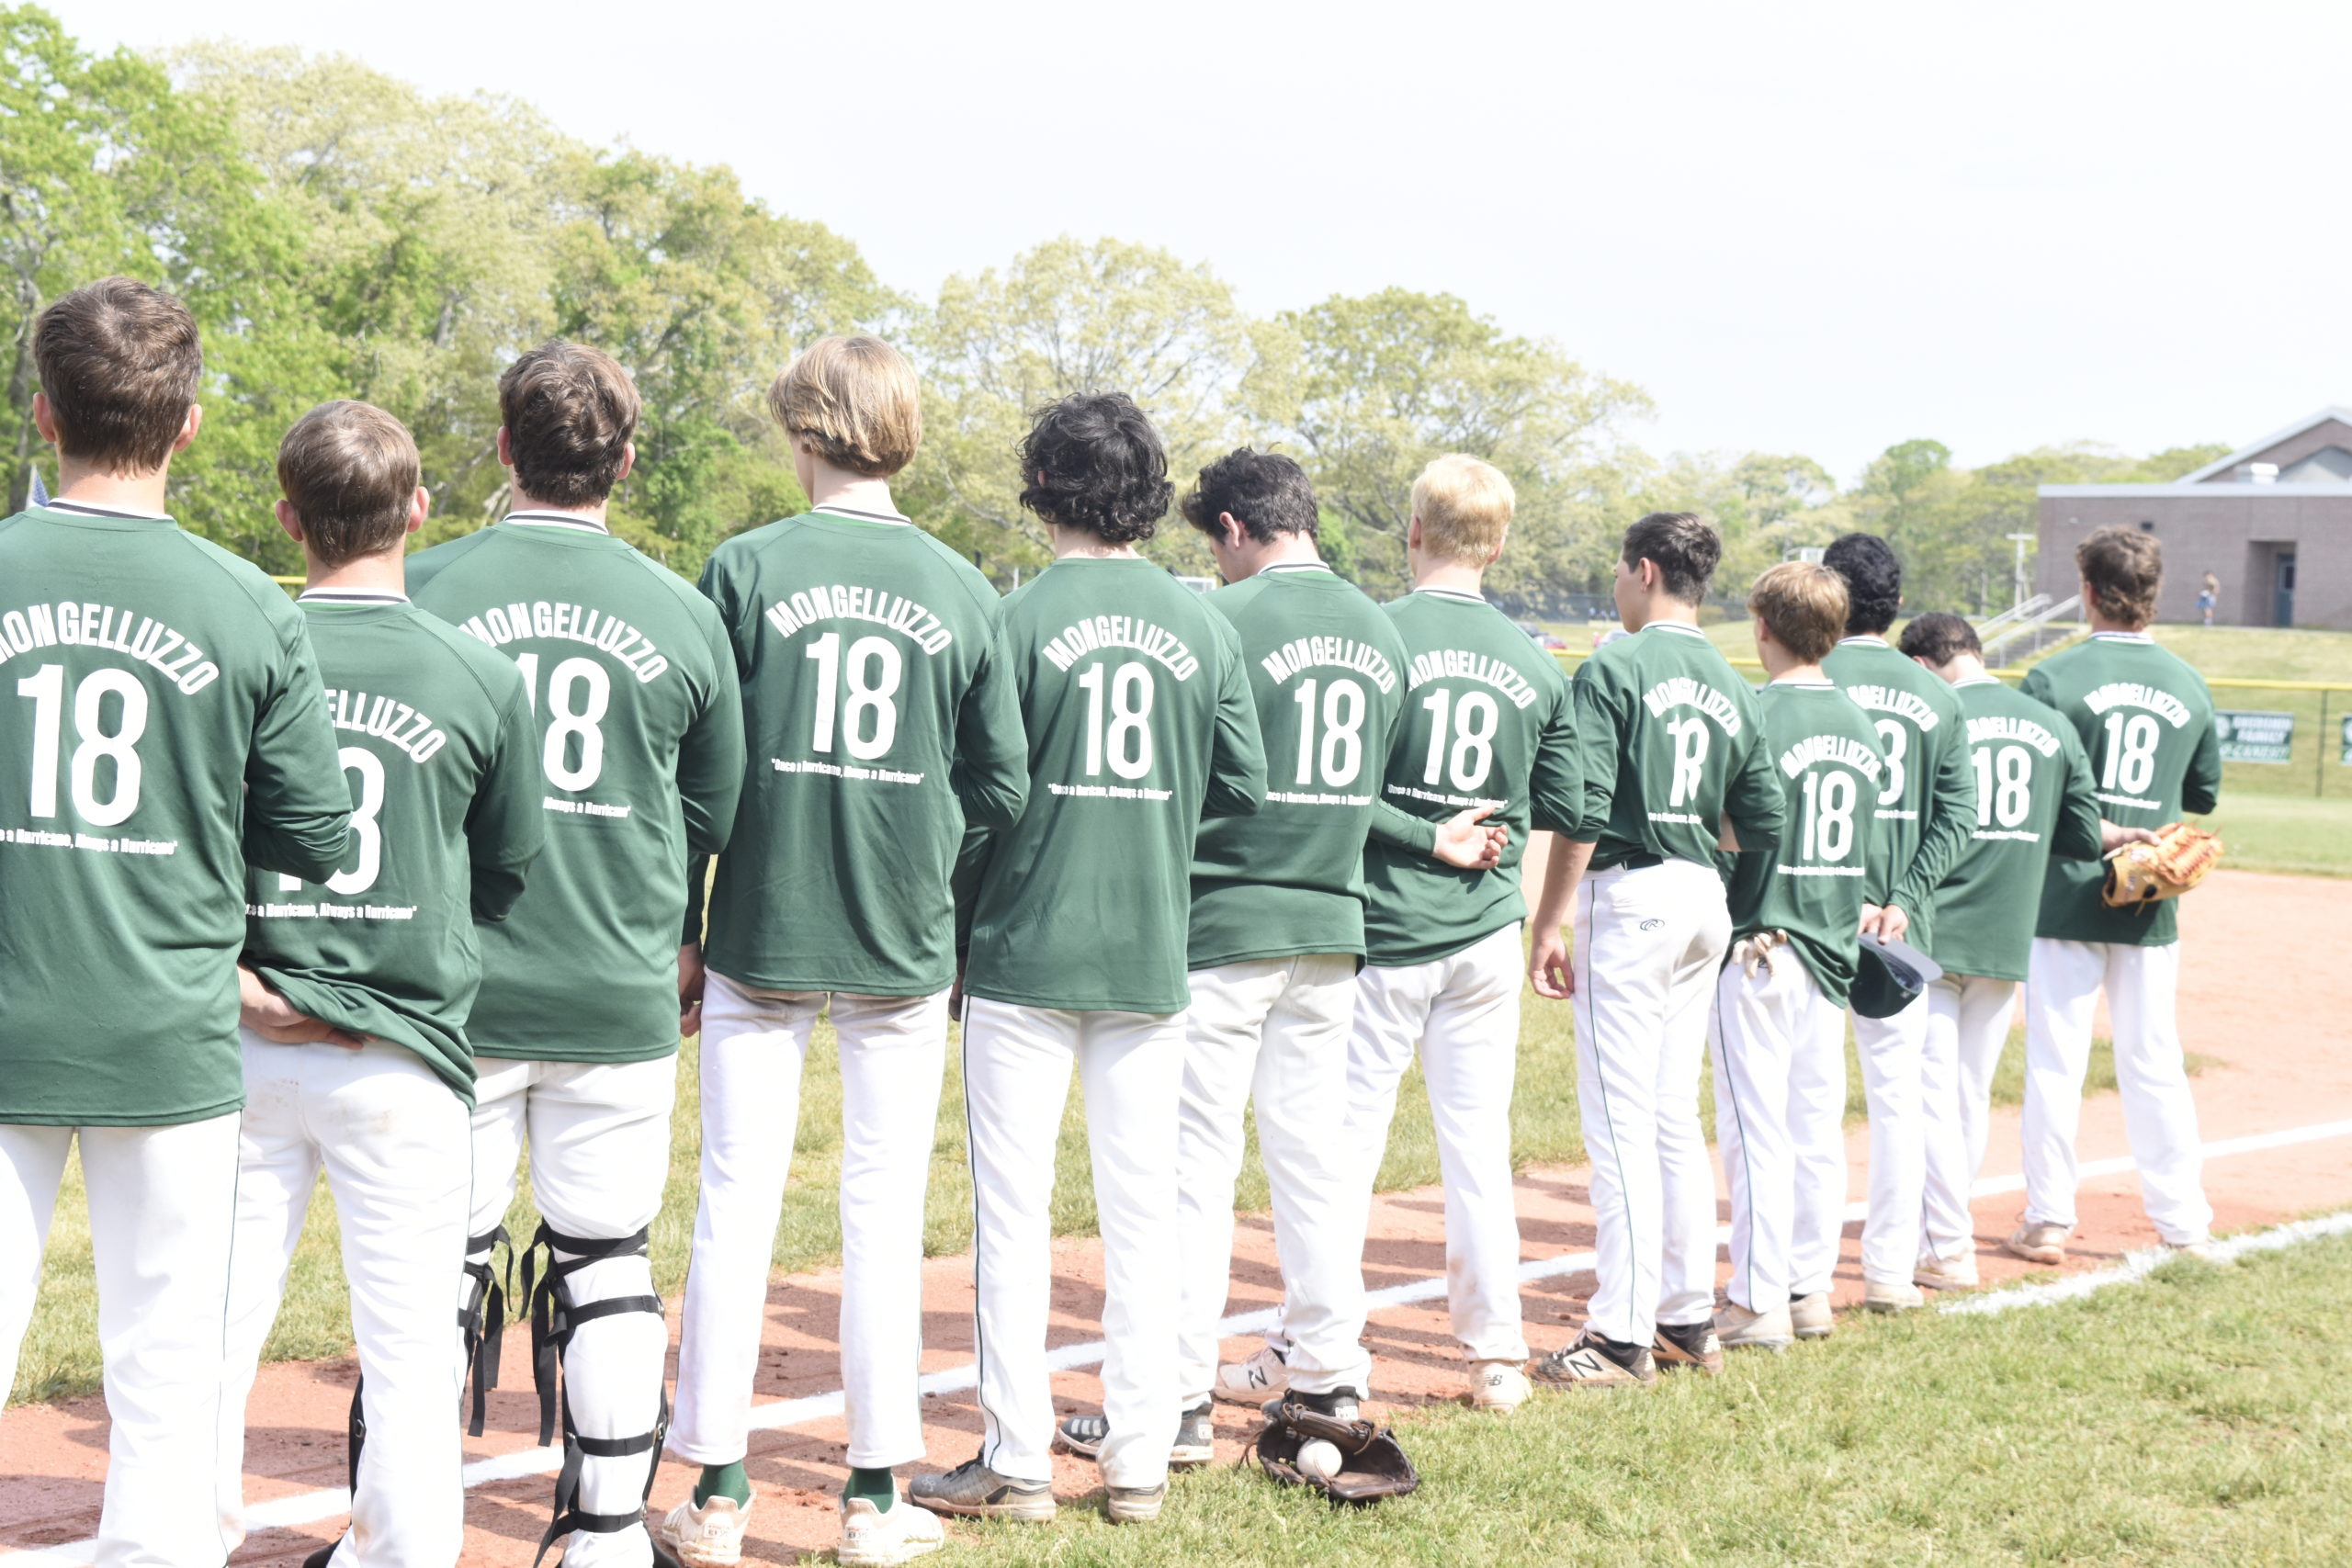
[1342,921,1528,1365]
[1851,988,1929,1287]
[1176,955,1368,1407]
[219,1035,471,1568]
[961,998,1182,1491]
[1,1111,241,1568]
[469,1054,677,1568]
[1573,861,1729,1347]
[1708,949,1848,1313]
[2022,939,2211,1246]
[1918,974,2020,1265]
[672,973,947,1471]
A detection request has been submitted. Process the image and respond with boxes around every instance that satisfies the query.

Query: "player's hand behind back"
[678,942,708,1037]
[238,965,367,1048]
[1433,806,1507,871]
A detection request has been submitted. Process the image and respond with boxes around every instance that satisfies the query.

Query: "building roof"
[2039,481,2352,499]
[2177,407,2352,483]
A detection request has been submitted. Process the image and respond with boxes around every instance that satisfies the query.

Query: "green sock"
[695,1461,752,1508]
[844,1466,896,1514]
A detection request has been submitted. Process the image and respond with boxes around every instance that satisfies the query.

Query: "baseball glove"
[1247,1397,1419,1506]
[2101,821,2222,910]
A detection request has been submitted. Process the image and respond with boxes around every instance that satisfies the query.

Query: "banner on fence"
[2341,714,2351,766]
[2215,710,2295,763]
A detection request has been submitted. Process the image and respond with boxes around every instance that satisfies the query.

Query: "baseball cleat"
[1214,1344,1290,1404]
[653,1493,750,1567]
[1863,1280,1926,1313]
[1914,1252,1980,1291]
[1652,1319,1724,1375]
[908,1457,1056,1521]
[838,1495,944,1567]
[301,1536,345,1568]
[1054,1412,1110,1461]
[1468,1358,1532,1410]
[1172,1403,1215,1466]
[1789,1292,1835,1340]
[2164,1238,2217,1261]
[1532,1329,1657,1389]
[1713,1301,1794,1352]
[1286,1385,1363,1426]
[2004,1222,2069,1266]
[1104,1482,1167,1524]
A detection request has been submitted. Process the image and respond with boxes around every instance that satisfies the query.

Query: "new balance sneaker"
[1652,1319,1724,1375]
[1468,1359,1532,1410]
[1213,1344,1290,1404]
[908,1457,1056,1521]
[653,1494,752,1568]
[1286,1386,1363,1426]
[1914,1252,1980,1291]
[1105,1483,1166,1524]
[1789,1292,1834,1340]
[2004,1222,2069,1266]
[1054,1412,1110,1461]
[1532,1329,1657,1389]
[1171,1403,1215,1467]
[1863,1279,1925,1313]
[1713,1301,1794,1353]
[839,1495,944,1568]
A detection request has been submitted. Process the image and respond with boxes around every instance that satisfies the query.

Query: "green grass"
[933,1226,2352,1566]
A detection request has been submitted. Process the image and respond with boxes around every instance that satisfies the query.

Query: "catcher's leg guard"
[460,1224,511,1437]
[525,1222,670,1565]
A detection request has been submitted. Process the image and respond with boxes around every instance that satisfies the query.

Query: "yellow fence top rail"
[1548,649,2352,694]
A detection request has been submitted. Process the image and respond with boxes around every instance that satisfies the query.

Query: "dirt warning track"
[4,869,2346,1565]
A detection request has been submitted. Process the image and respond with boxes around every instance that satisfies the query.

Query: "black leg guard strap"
[521,1222,670,1563]
[345,1374,367,1494]
[460,1225,511,1438]
[530,1387,673,1564]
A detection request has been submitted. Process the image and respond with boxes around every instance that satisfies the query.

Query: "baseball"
[1295,1438,1343,1480]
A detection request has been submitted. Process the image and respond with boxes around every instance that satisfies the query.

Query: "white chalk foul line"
[9,1113,2352,1563]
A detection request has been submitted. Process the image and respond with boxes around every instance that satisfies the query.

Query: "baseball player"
[1818,534,1976,1312]
[662,337,1027,1568]
[0,278,352,1566]
[218,401,545,1568]
[1528,512,1783,1387]
[912,393,1265,1528]
[1895,611,2147,1289]
[1706,563,1887,1352]
[408,342,746,1568]
[2013,527,2220,1264]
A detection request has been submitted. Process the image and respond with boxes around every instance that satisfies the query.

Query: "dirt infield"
[4,869,2346,1565]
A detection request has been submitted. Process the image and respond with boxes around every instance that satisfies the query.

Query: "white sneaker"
[1914,1252,1980,1291]
[653,1495,750,1568]
[1213,1344,1290,1405]
[1469,1359,1531,1412]
[1863,1279,1926,1313]
[839,1495,944,1567]
[2165,1239,2217,1262]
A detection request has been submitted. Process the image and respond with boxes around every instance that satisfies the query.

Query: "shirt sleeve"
[1201,618,1266,821]
[1365,800,1440,854]
[1892,706,1977,918]
[1567,661,1623,842]
[242,615,356,882]
[1720,698,1786,850]
[677,608,748,858]
[950,621,1030,830]
[2052,725,2106,862]
[466,680,548,922]
[1528,682,1582,836]
[2182,696,2222,817]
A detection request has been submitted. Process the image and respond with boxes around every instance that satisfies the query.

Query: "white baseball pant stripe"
[1176,955,1368,1406]
[1918,974,2020,1264]
[2023,938,2211,1245]
[1851,987,1929,1287]
[1573,860,1728,1346]
[469,1054,676,1568]
[961,998,1181,1490]
[1708,949,1848,1313]
[672,973,947,1470]
[1342,921,1528,1365]
[1,1111,241,1568]
[219,1036,470,1568]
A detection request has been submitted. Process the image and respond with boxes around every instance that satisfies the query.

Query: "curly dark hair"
[1896,610,1981,665]
[1017,393,1172,544]
[1181,447,1318,545]
[1822,532,1903,635]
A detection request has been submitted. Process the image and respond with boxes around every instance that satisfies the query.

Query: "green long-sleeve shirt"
[1822,635,1977,961]
[0,502,352,1125]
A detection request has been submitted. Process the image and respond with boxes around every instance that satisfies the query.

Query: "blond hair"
[1747,561,1849,663]
[768,335,922,478]
[1410,455,1514,565]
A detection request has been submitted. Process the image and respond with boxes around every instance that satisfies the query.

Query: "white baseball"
[1295,1438,1343,1480]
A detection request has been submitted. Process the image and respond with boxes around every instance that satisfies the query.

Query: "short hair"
[1017,393,1171,544]
[499,341,639,508]
[2077,525,2163,627]
[1410,455,1514,565]
[1896,610,1981,667]
[1822,533,1902,634]
[1747,561,1849,663]
[1181,448,1317,544]
[32,277,203,476]
[1620,512,1719,604]
[768,335,922,478]
[277,401,419,569]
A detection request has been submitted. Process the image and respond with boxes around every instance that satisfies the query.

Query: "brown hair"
[1410,455,1514,565]
[499,341,639,508]
[1747,561,1849,663]
[1896,610,1981,667]
[1622,512,1721,604]
[2077,525,2162,627]
[768,335,922,478]
[277,401,419,568]
[32,277,203,476]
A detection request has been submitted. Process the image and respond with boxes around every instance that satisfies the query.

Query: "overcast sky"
[63,0,2350,482]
